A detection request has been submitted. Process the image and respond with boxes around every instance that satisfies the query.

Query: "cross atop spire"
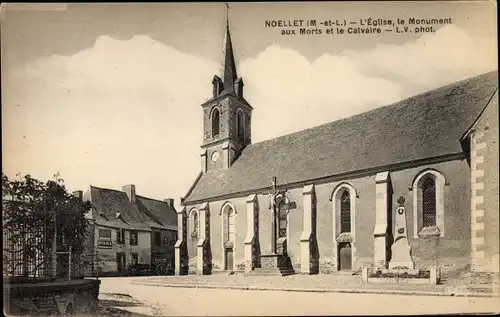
[225,2,230,29]
[221,2,238,92]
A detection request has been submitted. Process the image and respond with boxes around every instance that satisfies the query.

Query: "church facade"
[174,25,499,276]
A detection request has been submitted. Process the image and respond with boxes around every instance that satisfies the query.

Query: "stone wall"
[4,279,100,316]
[391,160,471,272]
[471,91,499,272]
[182,158,473,274]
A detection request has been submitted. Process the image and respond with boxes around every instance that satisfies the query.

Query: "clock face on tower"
[211,151,220,162]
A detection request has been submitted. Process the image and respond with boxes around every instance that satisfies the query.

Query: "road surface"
[99,277,500,316]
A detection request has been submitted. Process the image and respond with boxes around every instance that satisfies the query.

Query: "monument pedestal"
[248,237,294,276]
[388,199,415,270]
[247,253,295,276]
[388,238,415,269]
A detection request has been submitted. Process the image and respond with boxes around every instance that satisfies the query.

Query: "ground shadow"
[99,294,154,317]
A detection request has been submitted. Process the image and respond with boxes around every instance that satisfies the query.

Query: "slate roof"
[87,186,151,231]
[184,70,499,204]
[135,195,177,231]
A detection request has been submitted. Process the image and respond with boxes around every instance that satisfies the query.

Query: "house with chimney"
[77,184,177,276]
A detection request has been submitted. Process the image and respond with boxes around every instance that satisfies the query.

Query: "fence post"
[68,247,72,281]
[51,213,57,278]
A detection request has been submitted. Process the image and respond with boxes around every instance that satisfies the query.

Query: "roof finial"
[225,2,230,29]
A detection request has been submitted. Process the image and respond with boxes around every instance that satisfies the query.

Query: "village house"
[175,23,499,277]
[78,184,177,276]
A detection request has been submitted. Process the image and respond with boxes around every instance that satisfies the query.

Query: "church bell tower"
[200,16,253,173]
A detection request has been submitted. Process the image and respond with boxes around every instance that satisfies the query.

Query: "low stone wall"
[362,266,440,285]
[4,278,101,316]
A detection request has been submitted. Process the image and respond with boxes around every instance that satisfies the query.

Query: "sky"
[1,2,497,209]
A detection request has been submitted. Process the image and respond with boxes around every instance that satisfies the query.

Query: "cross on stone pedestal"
[268,176,278,254]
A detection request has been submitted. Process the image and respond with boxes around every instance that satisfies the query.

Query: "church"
[174,23,499,276]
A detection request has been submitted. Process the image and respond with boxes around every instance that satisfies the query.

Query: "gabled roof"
[184,70,499,204]
[135,195,177,231]
[461,88,499,141]
[87,186,151,231]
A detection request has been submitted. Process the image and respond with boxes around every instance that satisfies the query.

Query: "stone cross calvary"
[268,176,279,254]
[268,176,279,210]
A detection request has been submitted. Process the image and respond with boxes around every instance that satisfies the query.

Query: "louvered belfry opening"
[237,111,244,141]
[422,177,437,227]
[340,191,351,233]
[212,109,220,137]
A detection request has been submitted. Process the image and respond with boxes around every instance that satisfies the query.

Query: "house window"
[130,231,138,246]
[278,201,287,238]
[99,228,111,240]
[116,229,125,244]
[340,191,351,233]
[131,253,139,265]
[212,108,220,137]
[154,232,161,247]
[236,109,245,141]
[412,169,446,238]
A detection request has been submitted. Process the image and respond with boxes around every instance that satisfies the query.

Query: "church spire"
[221,3,238,91]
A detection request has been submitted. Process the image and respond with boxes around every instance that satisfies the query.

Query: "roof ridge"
[135,194,168,204]
[244,70,499,151]
[89,185,123,193]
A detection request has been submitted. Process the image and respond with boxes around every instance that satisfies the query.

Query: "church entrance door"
[225,248,234,271]
[338,243,352,271]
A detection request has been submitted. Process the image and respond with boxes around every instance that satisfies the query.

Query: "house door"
[116,252,126,274]
[338,243,352,271]
[225,248,234,271]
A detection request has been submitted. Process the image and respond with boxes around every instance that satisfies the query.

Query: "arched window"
[331,183,357,271]
[340,191,351,233]
[412,169,445,238]
[236,110,245,141]
[422,177,436,227]
[191,211,199,238]
[212,108,220,137]
[224,207,235,243]
[278,201,288,238]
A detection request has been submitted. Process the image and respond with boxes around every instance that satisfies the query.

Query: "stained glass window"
[422,177,436,227]
[340,191,351,233]
[226,207,235,243]
[191,212,199,238]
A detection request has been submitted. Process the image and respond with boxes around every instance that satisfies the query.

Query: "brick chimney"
[72,190,83,200]
[122,184,136,203]
[163,198,174,209]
